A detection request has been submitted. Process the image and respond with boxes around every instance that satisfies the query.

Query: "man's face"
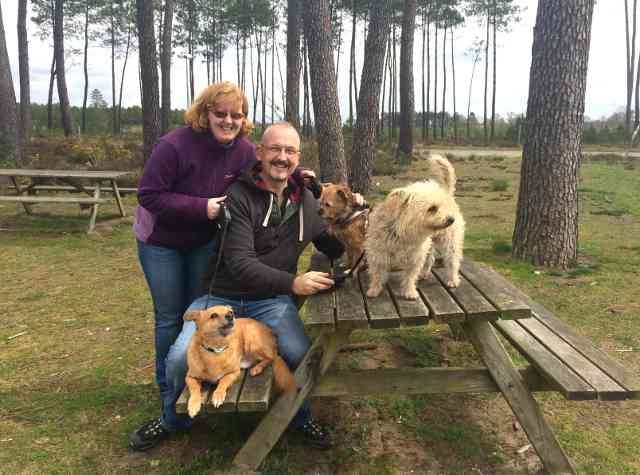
[257,126,301,184]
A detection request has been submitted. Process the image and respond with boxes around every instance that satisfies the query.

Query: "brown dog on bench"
[183,305,296,418]
[318,183,368,272]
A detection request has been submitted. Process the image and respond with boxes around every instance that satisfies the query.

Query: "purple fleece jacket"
[134,126,256,250]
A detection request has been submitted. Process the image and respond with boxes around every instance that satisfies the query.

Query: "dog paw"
[249,366,263,377]
[187,398,202,418]
[366,287,382,298]
[400,288,420,300]
[446,278,460,288]
[211,389,226,408]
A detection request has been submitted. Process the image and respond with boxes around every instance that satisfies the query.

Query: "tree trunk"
[302,36,310,137]
[350,0,392,193]
[625,0,637,139]
[426,17,430,142]
[117,26,132,134]
[451,26,457,143]
[81,1,89,134]
[0,1,19,165]
[440,26,446,139]
[349,0,356,126]
[136,0,160,162]
[483,11,489,144]
[512,0,595,268]
[18,0,31,144]
[303,0,347,183]
[54,0,74,136]
[432,23,438,139]
[421,11,426,140]
[111,8,117,134]
[286,0,301,129]
[161,0,174,135]
[491,0,497,142]
[467,53,479,139]
[47,53,55,130]
[397,0,417,163]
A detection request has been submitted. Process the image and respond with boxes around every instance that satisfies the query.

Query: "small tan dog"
[318,183,368,271]
[365,154,465,299]
[184,305,295,418]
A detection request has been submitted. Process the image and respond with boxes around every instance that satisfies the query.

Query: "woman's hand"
[207,196,227,220]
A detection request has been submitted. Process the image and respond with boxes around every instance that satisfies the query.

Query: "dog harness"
[201,344,228,353]
[334,207,370,227]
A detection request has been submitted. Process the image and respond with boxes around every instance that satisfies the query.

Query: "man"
[130,121,343,451]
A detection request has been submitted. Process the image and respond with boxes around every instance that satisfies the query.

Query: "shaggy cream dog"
[365,154,465,300]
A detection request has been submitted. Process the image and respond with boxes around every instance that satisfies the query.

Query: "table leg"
[463,320,576,475]
[88,182,102,233]
[110,179,126,217]
[10,177,33,215]
[232,329,351,471]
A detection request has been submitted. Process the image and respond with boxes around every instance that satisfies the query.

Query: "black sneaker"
[297,419,333,449]
[129,418,170,451]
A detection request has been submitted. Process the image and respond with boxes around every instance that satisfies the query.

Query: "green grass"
[1,148,639,474]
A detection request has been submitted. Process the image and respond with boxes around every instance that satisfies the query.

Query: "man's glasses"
[210,110,244,120]
[262,145,300,157]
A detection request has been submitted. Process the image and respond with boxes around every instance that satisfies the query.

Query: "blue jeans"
[163,294,312,432]
[137,239,216,415]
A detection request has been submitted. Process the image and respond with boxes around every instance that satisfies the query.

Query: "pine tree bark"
[160,0,174,135]
[0,2,19,165]
[81,1,89,134]
[18,0,31,144]
[136,0,160,162]
[350,0,392,193]
[53,0,74,136]
[397,0,417,164]
[303,0,347,183]
[286,0,301,129]
[512,0,595,268]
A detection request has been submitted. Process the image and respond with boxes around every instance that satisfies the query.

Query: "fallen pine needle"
[7,331,27,341]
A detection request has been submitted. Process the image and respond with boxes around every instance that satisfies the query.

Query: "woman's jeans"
[137,239,216,419]
[162,294,311,432]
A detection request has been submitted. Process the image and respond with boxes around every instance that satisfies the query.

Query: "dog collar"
[335,208,369,227]
[202,344,228,354]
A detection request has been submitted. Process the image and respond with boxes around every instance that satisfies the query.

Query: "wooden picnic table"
[0,169,130,233]
[177,253,640,474]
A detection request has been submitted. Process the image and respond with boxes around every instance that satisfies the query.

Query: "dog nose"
[225,312,234,322]
[318,208,324,216]
[445,216,455,226]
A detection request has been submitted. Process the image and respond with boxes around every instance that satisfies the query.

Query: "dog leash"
[204,203,232,310]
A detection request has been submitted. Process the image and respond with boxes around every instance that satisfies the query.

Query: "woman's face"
[208,98,245,144]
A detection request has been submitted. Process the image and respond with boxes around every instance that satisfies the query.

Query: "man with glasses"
[159,121,345,450]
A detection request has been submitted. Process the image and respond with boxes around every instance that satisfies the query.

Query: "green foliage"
[489,178,509,191]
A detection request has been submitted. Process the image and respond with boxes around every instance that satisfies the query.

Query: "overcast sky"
[1,1,626,121]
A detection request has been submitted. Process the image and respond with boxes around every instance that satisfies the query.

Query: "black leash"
[204,203,231,309]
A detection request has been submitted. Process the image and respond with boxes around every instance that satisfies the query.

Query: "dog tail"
[428,154,457,195]
[272,356,296,393]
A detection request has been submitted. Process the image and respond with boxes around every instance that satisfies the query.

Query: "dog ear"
[183,310,201,321]
[337,187,350,203]
[387,189,412,209]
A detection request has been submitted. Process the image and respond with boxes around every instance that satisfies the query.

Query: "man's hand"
[207,196,227,220]
[292,271,334,295]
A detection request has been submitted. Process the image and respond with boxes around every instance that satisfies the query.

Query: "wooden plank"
[9,184,137,193]
[417,273,466,323]
[385,278,430,326]
[87,182,101,233]
[0,169,130,179]
[517,318,627,400]
[334,276,369,329]
[0,196,107,204]
[494,320,596,400]
[205,372,245,413]
[236,366,273,412]
[528,301,640,399]
[312,366,552,397]
[464,320,577,475]
[460,260,531,319]
[302,252,336,330]
[433,269,499,322]
[358,271,401,328]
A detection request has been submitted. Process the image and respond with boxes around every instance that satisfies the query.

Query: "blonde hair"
[184,81,254,136]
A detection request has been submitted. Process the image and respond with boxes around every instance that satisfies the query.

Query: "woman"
[130,81,255,451]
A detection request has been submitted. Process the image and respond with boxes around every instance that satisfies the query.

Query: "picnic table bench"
[177,254,639,474]
[0,169,130,233]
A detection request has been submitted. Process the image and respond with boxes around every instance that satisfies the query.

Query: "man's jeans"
[162,294,311,432]
[137,239,216,417]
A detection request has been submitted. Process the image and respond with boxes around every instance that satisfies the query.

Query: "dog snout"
[445,216,455,226]
[225,311,234,322]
